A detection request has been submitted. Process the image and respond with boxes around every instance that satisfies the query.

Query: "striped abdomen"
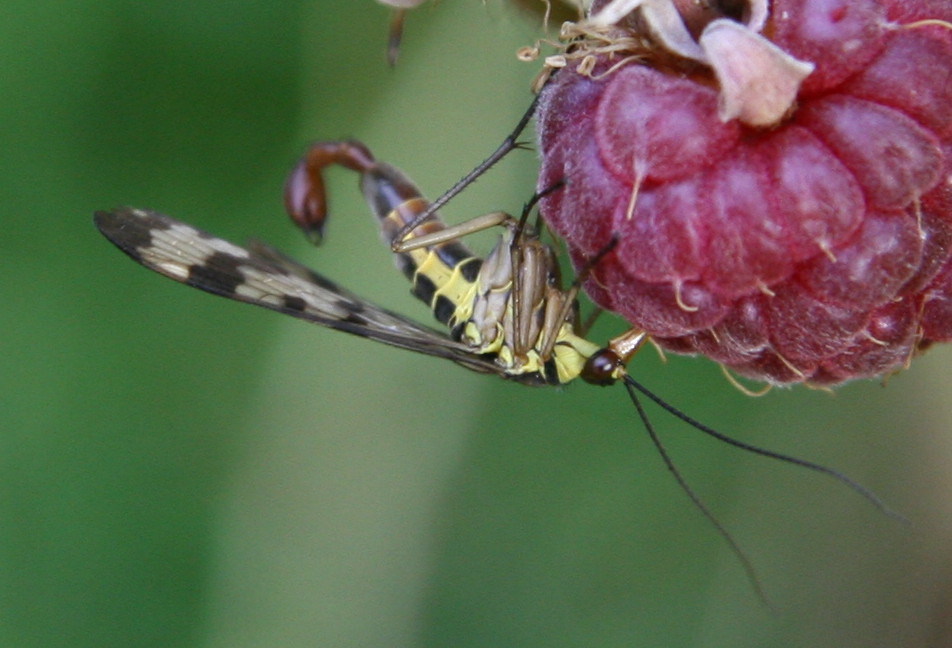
[285,140,483,335]
[358,163,483,332]
[284,139,623,387]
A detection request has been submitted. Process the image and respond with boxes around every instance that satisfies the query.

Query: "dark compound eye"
[581,349,621,386]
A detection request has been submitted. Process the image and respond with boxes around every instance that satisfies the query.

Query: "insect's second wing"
[93,206,507,377]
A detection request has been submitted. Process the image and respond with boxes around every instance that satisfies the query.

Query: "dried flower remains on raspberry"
[536,0,952,385]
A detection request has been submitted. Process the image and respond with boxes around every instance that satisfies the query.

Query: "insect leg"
[391,211,513,252]
[537,235,619,357]
[389,92,542,251]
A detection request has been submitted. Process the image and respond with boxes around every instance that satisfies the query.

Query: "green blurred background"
[4,2,952,646]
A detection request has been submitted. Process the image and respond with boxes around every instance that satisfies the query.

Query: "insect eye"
[581,349,621,386]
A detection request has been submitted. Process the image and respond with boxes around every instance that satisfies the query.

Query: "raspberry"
[536,0,952,385]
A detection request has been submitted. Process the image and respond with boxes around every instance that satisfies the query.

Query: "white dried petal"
[701,18,814,126]
[745,0,769,33]
[639,0,705,61]
[588,0,645,25]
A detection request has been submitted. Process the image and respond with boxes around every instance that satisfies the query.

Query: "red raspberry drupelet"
[536,0,952,385]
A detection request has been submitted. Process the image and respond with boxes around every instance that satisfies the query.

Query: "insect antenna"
[622,374,908,524]
[623,378,770,606]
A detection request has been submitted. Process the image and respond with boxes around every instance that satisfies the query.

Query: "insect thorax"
[361,158,605,386]
[449,228,602,385]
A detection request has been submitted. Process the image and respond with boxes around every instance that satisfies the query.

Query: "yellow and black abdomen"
[283,139,615,388]
[359,163,482,334]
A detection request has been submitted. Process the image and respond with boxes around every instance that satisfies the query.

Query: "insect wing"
[93,207,505,376]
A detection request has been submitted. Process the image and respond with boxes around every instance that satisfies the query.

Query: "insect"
[94,139,898,600]
[282,140,648,387]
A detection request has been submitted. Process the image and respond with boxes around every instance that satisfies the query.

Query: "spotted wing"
[94,206,507,376]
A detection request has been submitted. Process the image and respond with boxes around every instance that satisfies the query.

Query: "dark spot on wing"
[335,297,364,315]
[306,270,346,293]
[188,252,245,296]
[94,208,170,262]
[283,295,307,312]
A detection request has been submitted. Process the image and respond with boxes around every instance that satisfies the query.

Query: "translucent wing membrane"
[94,207,508,377]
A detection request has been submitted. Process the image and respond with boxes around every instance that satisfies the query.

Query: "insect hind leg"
[394,180,566,254]
[391,210,513,253]
[390,92,542,249]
